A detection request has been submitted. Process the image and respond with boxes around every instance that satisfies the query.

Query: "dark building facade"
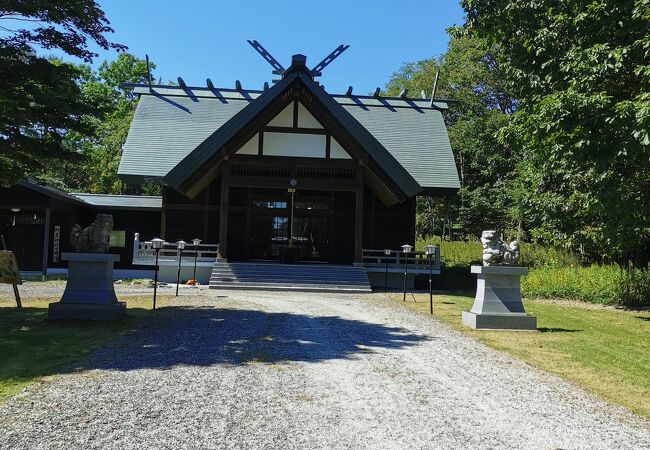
[0,181,161,272]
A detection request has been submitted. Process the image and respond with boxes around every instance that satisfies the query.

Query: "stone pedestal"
[48,253,125,320]
[462,265,536,330]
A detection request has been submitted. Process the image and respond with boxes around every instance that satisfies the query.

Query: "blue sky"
[85,1,464,94]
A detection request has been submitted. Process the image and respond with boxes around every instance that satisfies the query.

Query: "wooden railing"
[362,247,441,274]
[132,233,219,265]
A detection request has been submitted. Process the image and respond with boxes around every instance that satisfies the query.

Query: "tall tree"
[0,1,125,186]
[386,33,517,239]
[63,53,154,194]
[462,0,650,264]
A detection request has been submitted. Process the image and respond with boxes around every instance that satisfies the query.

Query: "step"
[209,262,371,293]
[209,278,370,285]
[209,283,372,293]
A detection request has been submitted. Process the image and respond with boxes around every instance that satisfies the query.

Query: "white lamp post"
[401,244,413,302]
[192,238,201,285]
[383,249,392,292]
[424,244,436,315]
[151,238,165,310]
[175,240,186,296]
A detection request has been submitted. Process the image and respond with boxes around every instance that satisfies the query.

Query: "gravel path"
[1,288,649,449]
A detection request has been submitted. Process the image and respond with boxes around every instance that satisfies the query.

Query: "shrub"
[617,267,650,308]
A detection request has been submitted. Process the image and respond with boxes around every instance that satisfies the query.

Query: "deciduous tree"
[0,0,124,186]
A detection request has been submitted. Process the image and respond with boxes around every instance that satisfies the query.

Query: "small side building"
[0,180,161,277]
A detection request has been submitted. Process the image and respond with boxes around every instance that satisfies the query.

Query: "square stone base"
[48,302,126,321]
[462,310,537,331]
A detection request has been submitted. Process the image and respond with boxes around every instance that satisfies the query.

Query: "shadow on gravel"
[85,306,429,370]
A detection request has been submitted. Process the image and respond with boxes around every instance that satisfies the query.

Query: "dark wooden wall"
[163,177,416,265]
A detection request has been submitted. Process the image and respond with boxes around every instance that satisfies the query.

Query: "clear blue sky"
[87,0,464,94]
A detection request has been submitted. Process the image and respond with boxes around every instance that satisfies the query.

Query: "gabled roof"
[161,65,424,201]
[118,58,460,198]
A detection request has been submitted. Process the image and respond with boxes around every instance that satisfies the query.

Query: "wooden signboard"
[0,236,22,308]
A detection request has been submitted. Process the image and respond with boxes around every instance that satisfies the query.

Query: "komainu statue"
[481,230,520,266]
[70,214,114,253]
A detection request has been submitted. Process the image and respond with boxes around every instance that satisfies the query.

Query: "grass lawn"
[0,295,172,402]
[393,291,650,420]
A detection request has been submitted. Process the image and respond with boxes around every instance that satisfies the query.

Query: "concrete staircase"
[208,262,372,293]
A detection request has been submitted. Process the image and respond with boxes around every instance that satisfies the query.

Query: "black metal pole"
[193,244,198,284]
[176,249,182,297]
[429,253,433,315]
[153,249,160,310]
[384,254,389,292]
[403,252,408,302]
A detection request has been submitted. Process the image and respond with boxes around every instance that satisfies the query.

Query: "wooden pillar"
[219,160,230,259]
[354,167,364,264]
[160,187,167,239]
[42,207,51,276]
[202,187,210,241]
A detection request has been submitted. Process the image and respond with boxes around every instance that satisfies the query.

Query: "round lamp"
[384,249,392,256]
[401,244,413,254]
[151,238,164,249]
[177,240,187,250]
[192,238,202,246]
[424,244,436,255]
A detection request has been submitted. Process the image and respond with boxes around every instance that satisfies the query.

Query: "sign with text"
[0,250,22,285]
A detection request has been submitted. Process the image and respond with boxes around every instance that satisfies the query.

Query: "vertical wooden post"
[354,166,364,264]
[160,187,167,239]
[203,187,210,241]
[42,207,51,276]
[219,160,230,259]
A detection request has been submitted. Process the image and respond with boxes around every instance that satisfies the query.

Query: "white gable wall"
[330,138,352,159]
[235,101,351,159]
[236,134,259,155]
[297,103,323,129]
[267,103,294,127]
[264,133,327,158]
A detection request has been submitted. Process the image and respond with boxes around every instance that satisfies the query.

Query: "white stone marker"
[462,265,537,330]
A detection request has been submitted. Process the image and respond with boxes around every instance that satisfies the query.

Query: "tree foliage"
[386,33,517,239]
[0,0,123,187]
[461,0,650,264]
[60,53,155,194]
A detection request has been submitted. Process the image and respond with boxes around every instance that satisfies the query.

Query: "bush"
[617,267,650,308]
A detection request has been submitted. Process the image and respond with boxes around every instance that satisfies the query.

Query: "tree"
[386,33,517,240]
[67,53,155,194]
[462,0,650,264]
[0,1,125,187]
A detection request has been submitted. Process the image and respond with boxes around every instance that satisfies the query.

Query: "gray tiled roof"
[118,85,460,191]
[72,193,162,210]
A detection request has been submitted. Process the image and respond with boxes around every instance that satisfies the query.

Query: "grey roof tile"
[118,86,459,191]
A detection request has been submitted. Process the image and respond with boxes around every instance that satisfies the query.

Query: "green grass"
[0,295,172,402]
[394,292,650,419]
[522,265,620,303]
